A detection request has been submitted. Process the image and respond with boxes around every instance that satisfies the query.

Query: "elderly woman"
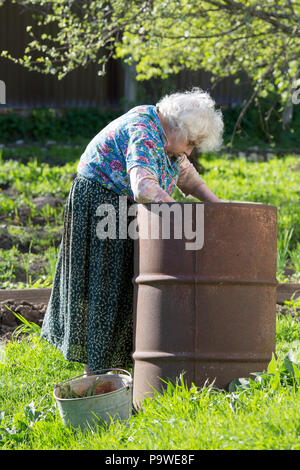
[41,88,224,374]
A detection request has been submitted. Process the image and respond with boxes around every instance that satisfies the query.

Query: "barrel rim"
[53,385,131,403]
[133,274,278,286]
[139,201,277,210]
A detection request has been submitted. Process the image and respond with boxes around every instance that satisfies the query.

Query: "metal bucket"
[132,202,278,408]
[54,369,133,430]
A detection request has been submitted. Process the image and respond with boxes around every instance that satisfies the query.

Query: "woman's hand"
[176,154,221,202]
[191,182,221,203]
[129,166,177,203]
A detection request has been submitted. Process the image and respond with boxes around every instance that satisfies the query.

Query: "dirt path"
[0,299,47,343]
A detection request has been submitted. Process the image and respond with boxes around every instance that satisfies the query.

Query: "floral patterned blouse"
[77,105,182,202]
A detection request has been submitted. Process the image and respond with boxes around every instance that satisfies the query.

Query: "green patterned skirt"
[41,175,135,372]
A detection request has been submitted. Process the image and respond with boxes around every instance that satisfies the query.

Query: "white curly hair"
[156,87,224,152]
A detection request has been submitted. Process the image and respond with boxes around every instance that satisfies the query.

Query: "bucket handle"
[89,368,132,379]
[55,368,132,388]
[84,368,133,392]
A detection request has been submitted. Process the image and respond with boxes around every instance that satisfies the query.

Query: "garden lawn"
[0,152,300,288]
[0,307,299,450]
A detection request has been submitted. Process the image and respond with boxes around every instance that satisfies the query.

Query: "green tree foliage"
[1,1,299,141]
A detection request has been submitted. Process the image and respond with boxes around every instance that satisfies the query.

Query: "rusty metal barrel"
[132,201,277,408]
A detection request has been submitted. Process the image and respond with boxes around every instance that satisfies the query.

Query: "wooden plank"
[277,283,300,304]
[0,284,299,306]
[0,288,52,304]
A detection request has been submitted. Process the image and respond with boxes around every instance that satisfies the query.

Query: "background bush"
[0,108,123,143]
[0,96,299,149]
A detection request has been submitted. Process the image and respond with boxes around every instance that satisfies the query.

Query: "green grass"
[0,244,60,290]
[0,304,299,450]
[0,152,299,288]
[1,141,89,166]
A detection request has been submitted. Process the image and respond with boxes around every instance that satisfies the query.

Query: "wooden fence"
[0,0,252,110]
[1,284,299,305]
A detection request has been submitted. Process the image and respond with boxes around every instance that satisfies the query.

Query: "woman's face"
[164,130,194,159]
[156,108,194,158]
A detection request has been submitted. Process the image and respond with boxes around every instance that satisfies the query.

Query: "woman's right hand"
[129,166,176,203]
